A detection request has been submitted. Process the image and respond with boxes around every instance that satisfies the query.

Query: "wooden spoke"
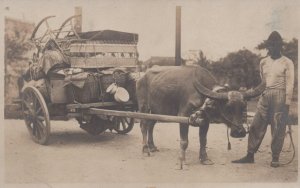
[23,92,32,102]
[36,120,45,137]
[23,101,32,111]
[116,118,120,130]
[35,107,42,115]
[23,110,30,116]
[121,118,126,130]
[28,90,34,100]
[36,115,45,121]
[32,122,38,138]
[33,96,38,110]
[35,122,42,139]
[24,118,33,127]
[124,118,130,125]
[23,92,30,100]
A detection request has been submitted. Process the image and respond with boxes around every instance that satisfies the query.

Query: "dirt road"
[4,119,298,186]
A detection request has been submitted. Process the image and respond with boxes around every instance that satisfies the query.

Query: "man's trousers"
[247,89,287,159]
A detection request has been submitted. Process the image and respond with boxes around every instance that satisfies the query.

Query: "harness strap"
[220,112,242,131]
[220,112,243,151]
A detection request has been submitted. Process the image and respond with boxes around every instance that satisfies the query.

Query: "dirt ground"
[3,119,298,187]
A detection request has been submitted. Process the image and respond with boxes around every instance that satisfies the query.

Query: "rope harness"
[280,125,296,166]
[273,112,296,166]
[220,112,243,151]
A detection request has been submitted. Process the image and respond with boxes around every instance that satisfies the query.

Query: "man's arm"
[259,60,264,80]
[285,59,294,105]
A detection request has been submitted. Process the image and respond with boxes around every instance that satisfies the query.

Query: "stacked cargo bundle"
[21,48,70,102]
[67,30,139,69]
[48,67,136,104]
[60,30,138,104]
[22,29,139,105]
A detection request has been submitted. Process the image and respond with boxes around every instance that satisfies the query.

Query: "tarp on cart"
[70,30,139,44]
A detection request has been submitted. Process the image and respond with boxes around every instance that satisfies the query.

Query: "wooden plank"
[70,43,137,53]
[12,98,22,104]
[67,113,81,118]
[66,101,134,109]
[70,57,137,68]
[89,108,190,124]
[50,116,69,121]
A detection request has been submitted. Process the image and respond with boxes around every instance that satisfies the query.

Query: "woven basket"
[99,72,128,91]
[67,74,100,103]
[98,72,128,102]
[124,74,136,101]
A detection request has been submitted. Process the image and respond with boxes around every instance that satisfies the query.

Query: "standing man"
[232,31,294,167]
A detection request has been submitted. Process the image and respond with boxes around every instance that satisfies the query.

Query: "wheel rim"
[56,15,81,40]
[22,86,50,145]
[113,117,134,134]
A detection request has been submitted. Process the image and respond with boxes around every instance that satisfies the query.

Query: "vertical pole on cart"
[175,6,181,66]
[74,7,82,33]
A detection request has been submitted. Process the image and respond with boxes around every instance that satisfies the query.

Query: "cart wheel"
[22,86,50,145]
[76,116,109,135]
[113,117,134,134]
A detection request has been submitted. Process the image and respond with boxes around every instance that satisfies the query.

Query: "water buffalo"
[136,66,265,165]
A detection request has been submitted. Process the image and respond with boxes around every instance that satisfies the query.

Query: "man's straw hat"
[265,31,283,46]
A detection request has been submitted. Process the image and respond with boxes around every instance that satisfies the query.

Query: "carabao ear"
[202,98,215,109]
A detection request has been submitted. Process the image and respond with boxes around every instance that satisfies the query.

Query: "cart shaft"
[66,101,134,109]
[88,108,190,124]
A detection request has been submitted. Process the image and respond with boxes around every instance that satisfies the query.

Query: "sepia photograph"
[0,0,299,187]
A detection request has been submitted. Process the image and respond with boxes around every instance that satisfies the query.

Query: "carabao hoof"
[200,158,214,165]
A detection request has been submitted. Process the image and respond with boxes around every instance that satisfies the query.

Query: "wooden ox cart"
[19,15,200,145]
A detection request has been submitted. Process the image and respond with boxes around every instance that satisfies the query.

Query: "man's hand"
[283,104,290,115]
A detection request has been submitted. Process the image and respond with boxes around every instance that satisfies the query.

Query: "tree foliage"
[5,19,34,105]
[207,49,261,89]
[5,29,34,62]
[196,50,211,68]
